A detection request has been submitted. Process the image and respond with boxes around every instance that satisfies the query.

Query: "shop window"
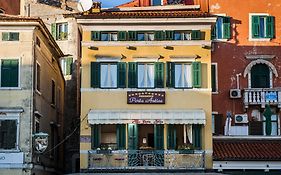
[1,59,19,87]
[0,119,18,150]
[251,15,274,39]
[212,16,231,40]
[51,23,68,40]
[2,32,19,41]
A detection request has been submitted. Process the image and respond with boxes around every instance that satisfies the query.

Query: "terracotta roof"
[74,10,212,19]
[213,139,281,161]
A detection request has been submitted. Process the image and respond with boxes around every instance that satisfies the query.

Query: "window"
[51,80,55,105]
[138,63,155,88]
[100,63,117,88]
[0,119,18,150]
[101,32,117,41]
[137,32,145,41]
[251,64,270,88]
[174,63,192,88]
[51,23,68,40]
[167,62,201,88]
[91,62,126,88]
[212,16,231,40]
[251,15,274,39]
[211,63,218,92]
[151,0,162,5]
[35,117,40,133]
[168,0,184,4]
[2,32,19,41]
[60,57,73,76]
[1,59,19,87]
[263,115,278,136]
[174,31,192,40]
[36,63,41,92]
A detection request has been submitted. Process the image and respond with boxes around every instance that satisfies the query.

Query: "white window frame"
[0,115,20,152]
[249,13,271,41]
[137,63,155,88]
[174,62,192,88]
[212,14,229,42]
[56,22,68,40]
[101,32,118,41]
[151,0,163,6]
[263,114,279,136]
[248,65,273,88]
[100,63,118,88]
[0,58,21,89]
[211,63,218,94]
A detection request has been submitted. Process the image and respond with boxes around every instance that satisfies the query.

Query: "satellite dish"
[77,0,93,12]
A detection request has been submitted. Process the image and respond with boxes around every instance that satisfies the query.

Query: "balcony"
[244,88,281,108]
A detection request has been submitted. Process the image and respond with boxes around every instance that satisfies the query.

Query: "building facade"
[0,15,65,175]
[208,0,281,170]
[73,4,216,172]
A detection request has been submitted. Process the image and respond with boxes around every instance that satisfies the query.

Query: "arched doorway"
[251,64,270,88]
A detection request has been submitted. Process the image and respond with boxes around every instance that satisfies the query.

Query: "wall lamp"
[121,54,127,60]
[88,46,99,50]
[164,45,174,50]
[126,45,136,50]
[201,44,211,49]
[158,55,164,60]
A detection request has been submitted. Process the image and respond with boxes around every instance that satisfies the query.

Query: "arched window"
[251,64,270,88]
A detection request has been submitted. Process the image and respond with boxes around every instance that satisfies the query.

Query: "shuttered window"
[91,31,101,41]
[154,31,165,41]
[90,62,100,88]
[128,31,137,41]
[100,63,117,88]
[252,15,275,39]
[167,124,176,150]
[128,124,138,150]
[165,31,174,40]
[192,124,201,149]
[128,62,138,88]
[154,124,164,150]
[212,16,231,39]
[0,120,17,149]
[61,57,73,76]
[91,124,100,149]
[117,124,126,149]
[1,59,19,87]
[166,62,175,88]
[154,62,164,88]
[192,62,202,88]
[118,31,127,41]
[191,30,201,40]
[117,62,126,88]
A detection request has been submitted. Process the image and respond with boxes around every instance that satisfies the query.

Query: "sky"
[96,0,133,8]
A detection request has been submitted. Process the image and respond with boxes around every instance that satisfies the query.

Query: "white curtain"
[100,64,117,88]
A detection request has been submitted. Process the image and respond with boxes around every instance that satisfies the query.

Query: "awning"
[88,109,206,125]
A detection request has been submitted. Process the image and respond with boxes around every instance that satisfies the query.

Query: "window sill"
[0,87,22,90]
[249,38,271,42]
[212,39,229,42]
[212,92,219,95]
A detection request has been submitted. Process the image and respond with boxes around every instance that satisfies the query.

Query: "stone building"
[0,15,65,175]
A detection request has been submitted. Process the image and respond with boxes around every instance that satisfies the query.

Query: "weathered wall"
[0,0,20,14]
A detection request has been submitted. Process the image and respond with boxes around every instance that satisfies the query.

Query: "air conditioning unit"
[234,114,248,123]
[230,89,241,98]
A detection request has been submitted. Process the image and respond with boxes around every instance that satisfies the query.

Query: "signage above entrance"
[127,91,165,104]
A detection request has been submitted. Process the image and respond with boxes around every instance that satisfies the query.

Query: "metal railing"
[244,88,281,108]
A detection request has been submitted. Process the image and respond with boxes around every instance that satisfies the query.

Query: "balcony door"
[251,64,270,88]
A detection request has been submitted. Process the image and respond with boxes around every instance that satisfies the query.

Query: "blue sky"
[97,0,132,8]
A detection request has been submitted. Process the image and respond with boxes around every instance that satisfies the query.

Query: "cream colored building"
[74,4,216,172]
[0,15,65,175]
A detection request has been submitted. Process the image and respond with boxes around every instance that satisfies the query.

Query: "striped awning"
[88,109,206,125]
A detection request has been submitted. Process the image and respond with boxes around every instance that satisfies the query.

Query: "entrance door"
[251,64,270,88]
[128,124,138,150]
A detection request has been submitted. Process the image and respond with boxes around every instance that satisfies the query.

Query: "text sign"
[131,119,164,124]
[0,152,24,164]
[127,91,165,104]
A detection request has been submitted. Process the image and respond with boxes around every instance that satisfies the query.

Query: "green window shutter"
[223,17,231,39]
[192,62,202,88]
[166,62,175,88]
[154,62,164,88]
[10,33,19,41]
[154,31,164,41]
[128,31,137,41]
[266,16,275,38]
[117,62,126,88]
[154,125,164,150]
[2,32,9,41]
[117,124,126,150]
[91,31,101,41]
[6,120,17,149]
[91,125,100,149]
[192,124,201,149]
[117,31,127,41]
[167,124,176,150]
[90,62,100,88]
[51,23,57,39]
[211,26,216,40]
[128,62,137,88]
[165,31,174,40]
[191,30,201,40]
[1,59,19,87]
[65,57,73,75]
[128,124,138,150]
[252,16,260,38]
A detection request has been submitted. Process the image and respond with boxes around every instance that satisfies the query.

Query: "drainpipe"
[236,73,242,89]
